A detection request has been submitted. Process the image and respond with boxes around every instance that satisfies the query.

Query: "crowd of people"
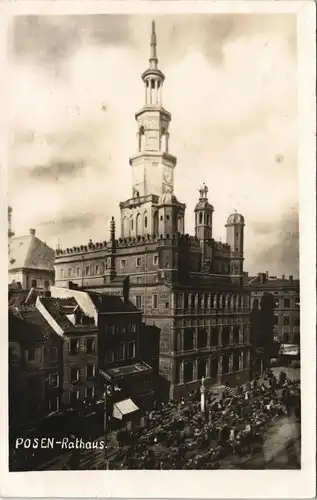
[107,370,300,469]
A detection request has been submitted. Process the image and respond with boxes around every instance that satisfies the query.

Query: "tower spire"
[150,20,158,69]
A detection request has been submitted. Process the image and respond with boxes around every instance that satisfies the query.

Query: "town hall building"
[54,22,251,400]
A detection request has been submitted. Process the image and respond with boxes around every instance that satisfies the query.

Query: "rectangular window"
[153,255,159,265]
[136,276,141,284]
[86,338,95,354]
[49,373,59,388]
[70,367,79,383]
[166,215,170,221]
[153,294,158,309]
[165,302,169,308]
[283,316,290,326]
[184,361,194,383]
[70,390,80,407]
[96,265,100,275]
[127,341,136,359]
[283,298,290,308]
[120,260,126,269]
[136,257,142,267]
[31,279,37,288]
[85,266,90,276]
[68,268,72,277]
[294,317,300,326]
[136,295,142,309]
[273,315,278,325]
[49,396,60,413]
[117,343,125,361]
[77,268,80,276]
[60,269,64,278]
[69,339,79,355]
[86,364,95,379]
[49,347,58,362]
[44,280,49,288]
[85,387,95,399]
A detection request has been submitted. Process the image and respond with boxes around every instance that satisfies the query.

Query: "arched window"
[210,327,218,347]
[130,217,134,231]
[153,211,158,236]
[144,213,148,229]
[222,353,230,374]
[199,212,203,224]
[206,213,210,225]
[198,358,207,379]
[233,325,240,344]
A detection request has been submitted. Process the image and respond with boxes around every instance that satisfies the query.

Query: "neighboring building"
[53,22,252,400]
[8,291,62,431]
[8,221,55,290]
[247,273,300,345]
[37,294,99,410]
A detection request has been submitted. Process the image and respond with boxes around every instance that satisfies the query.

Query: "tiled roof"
[9,308,55,343]
[40,297,96,332]
[8,234,54,272]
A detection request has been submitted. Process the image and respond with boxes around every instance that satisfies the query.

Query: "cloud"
[8,14,298,275]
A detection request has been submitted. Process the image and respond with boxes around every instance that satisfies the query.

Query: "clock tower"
[120,21,183,238]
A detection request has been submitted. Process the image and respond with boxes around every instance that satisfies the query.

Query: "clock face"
[163,167,173,184]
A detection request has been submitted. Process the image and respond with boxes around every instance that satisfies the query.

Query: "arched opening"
[222,326,230,347]
[232,353,240,372]
[233,325,240,344]
[144,213,148,230]
[206,213,210,225]
[197,327,207,349]
[183,328,194,351]
[211,358,218,378]
[130,216,134,234]
[210,327,218,347]
[222,353,230,374]
[123,217,129,237]
[199,212,203,224]
[153,211,158,236]
[198,358,207,379]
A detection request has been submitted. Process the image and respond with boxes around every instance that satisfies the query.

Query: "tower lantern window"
[199,212,203,224]
[151,79,155,89]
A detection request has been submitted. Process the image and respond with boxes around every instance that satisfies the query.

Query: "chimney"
[266,271,269,279]
[29,228,36,236]
[289,275,293,283]
[282,274,285,280]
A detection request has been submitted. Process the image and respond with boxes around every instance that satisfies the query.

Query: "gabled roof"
[9,308,56,343]
[8,234,54,272]
[40,296,97,333]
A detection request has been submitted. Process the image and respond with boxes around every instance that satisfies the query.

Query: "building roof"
[106,361,152,379]
[9,307,56,343]
[226,213,245,225]
[248,276,299,290]
[40,296,97,333]
[88,292,140,314]
[8,232,54,272]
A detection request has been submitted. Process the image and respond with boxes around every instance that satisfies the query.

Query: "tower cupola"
[194,183,214,241]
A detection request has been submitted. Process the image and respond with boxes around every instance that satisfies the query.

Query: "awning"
[279,344,300,356]
[113,399,139,420]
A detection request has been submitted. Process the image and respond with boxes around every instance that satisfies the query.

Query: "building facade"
[248,273,300,345]
[54,22,252,399]
[9,292,63,431]
[8,209,55,290]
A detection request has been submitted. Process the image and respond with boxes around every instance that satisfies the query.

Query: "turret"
[194,184,214,241]
[226,211,245,279]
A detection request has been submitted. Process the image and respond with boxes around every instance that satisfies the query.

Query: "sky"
[8,13,299,277]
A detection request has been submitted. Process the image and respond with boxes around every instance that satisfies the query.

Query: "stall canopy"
[113,399,139,420]
[279,344,300,356]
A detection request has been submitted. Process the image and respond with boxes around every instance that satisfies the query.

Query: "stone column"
[229,326,234,345]
[213,294,218,309]
[217,355,223,383]
[193,358,198,380]
[229,354,233,373]
[239,351,243,371]
[207,293,211,310]
[180,361,184,384]
[188,293,192,310]
[219,294,224,310]
[206,357,211,378]
[207,326,211,349]
[218,326,222,346]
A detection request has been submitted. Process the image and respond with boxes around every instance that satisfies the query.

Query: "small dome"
[227,212,245,225]
[159,191,178,206]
